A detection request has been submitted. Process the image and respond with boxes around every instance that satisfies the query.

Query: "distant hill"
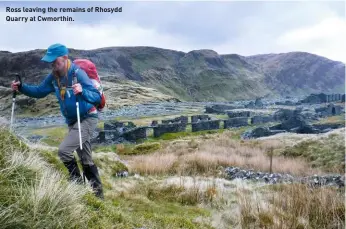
[0,46,344,103]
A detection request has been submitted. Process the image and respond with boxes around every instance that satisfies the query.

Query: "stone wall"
[153,123,187,138]
[191,115,211,123]
[224,117,249,128]
[123,127,147,141]
[250,115,275,125]
[315,104,343,117]
[301,93,327,103]
[205,104,236,114]
[151,120,158,126]
[301,93,344,104]
[227,111,251,118]
[191,120,220,132]
[162,116,188,124]
[104,121,124,130]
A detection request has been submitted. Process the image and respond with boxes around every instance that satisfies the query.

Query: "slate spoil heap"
[225,166,345,188]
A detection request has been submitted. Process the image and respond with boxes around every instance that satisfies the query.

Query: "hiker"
[11,43,104,199]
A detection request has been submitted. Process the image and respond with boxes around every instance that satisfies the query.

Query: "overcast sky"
[1,1,345,62]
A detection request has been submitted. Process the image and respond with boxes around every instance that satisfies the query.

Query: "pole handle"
[12,73,22,99]
[73,76,78,85]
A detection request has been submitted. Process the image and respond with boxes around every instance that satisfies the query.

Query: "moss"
[110,161,129,175]
[130,142,161,155]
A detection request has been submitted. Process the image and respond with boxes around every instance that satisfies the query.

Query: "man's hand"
[72,83,83,95]
[11,80,21,92]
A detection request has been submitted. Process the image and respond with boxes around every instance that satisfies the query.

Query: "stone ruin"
[245,98,264,109]
[251,115,275,125]
[161,116,188,125]
[153,122,187,137]
[191,115,211,123]
[151,120,158,126]
[94,121,147,144]
[93,100,345,144]
[300,93,345,104]
[224,117,249,128]
[275,100,296,106]
[315,104,343,117]
[227,111,251,118]
[205,104,237,114]
[243,106,345,139]
[192,120,221,132]
[225,166,344,188]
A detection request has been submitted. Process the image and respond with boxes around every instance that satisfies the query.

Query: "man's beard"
[53,61,67,76]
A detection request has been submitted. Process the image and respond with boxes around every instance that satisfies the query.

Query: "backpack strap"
[73,66,101,108]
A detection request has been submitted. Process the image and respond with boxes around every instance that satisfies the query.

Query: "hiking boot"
[63,157,83,184]
[82,164,104,199]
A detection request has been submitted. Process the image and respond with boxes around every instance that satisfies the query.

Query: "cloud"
[276,17,346,62]
[0,1,344,62]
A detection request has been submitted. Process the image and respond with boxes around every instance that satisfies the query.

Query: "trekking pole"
[73,76,83,150]
[10,74,21,132]
[73,76,86,185]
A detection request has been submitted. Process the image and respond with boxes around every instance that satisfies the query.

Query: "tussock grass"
[105,178,214,229]
[130,142,161,155]
[128,131,320,176]
[0,128,90,229]
[129,179,221,206]
[237,184,345,229]
[280,130,345,173]
[0,128,225,228]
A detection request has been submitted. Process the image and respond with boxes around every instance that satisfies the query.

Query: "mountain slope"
[246,52,345,95]
[0,47,344,103]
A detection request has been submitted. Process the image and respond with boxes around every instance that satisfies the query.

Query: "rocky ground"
[224,166,345,188]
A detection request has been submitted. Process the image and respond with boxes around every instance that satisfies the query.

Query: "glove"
[11,80,21,92]
[72,83,83,95]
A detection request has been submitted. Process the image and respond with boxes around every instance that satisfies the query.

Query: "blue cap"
[41,43,69,63]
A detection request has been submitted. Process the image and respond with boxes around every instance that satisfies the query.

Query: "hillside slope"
[0,47,344,103]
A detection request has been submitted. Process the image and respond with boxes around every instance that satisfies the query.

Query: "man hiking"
[11,43,104,199]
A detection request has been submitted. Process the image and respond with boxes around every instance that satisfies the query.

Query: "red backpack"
[73,59,106,111]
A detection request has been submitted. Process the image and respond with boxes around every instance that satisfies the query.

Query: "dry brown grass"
[127,131,321,176]
[237,184,345,229]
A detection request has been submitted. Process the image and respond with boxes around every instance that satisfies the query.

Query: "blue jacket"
[19,61,101,125]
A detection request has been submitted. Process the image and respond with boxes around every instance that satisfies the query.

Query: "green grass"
[39,149,69,175]
[131,142,161,155]
[313,114,345,125]
[0,127,215,228]
[280,133,345,173]
[242,184,345,229]
[105,179,213,229]
[31,126,67,147]
[0,128,92,229]
[109,196,212,229]
[93,145,117,153]
[148,129,226,141]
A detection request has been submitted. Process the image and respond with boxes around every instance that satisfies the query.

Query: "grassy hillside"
[0,125,344,228]
[0,47,344,106]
